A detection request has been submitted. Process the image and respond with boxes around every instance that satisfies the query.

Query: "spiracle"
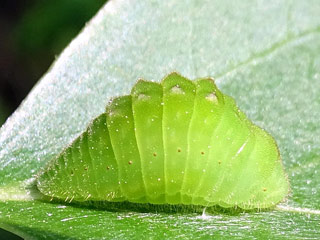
[36,72,289,209]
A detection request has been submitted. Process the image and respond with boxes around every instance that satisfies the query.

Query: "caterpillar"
[36,72,289,209]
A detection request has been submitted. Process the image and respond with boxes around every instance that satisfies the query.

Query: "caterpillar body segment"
[180,78,224,205]
[161,73,196,204]
[36,73,289,209]
[131,80,165,203]
[87,114,124,201]
[106,96,146,203]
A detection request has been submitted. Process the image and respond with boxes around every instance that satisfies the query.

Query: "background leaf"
[0,99,8,127]
[0,0,320,239]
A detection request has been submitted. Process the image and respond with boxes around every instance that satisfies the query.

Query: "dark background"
[0,0,106,238]
[0,0,106,127]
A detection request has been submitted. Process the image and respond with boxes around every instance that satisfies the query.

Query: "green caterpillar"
[36,73,289,209]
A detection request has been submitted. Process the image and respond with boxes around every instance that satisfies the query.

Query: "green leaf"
[1,0,320,239]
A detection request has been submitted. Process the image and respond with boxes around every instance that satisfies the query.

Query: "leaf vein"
[216,26,320,80]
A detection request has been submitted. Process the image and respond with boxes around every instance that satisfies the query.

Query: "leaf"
[1,0,320,239]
